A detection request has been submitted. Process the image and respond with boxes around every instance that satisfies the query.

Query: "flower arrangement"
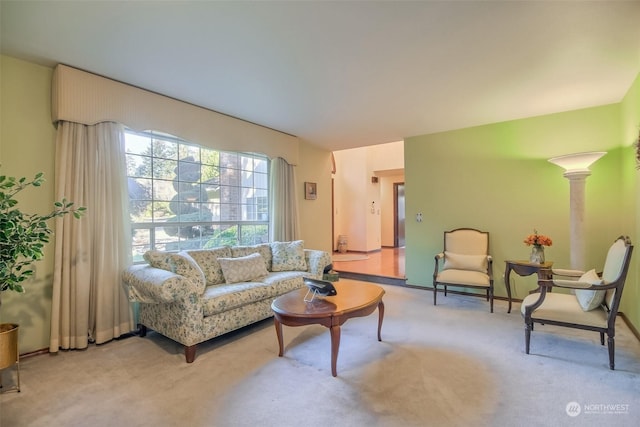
[523,229,552,247]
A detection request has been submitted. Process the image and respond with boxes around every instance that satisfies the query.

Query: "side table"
[504,260,553,313]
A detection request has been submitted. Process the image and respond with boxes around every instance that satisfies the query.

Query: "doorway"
[394,182,405,247]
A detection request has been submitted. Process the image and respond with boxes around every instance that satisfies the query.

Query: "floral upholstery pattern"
[122,265,197,304]
[169,251,207,293]
[186,247,232,285]
[231,243,273,271]
[122,243,331,362]
[270,240,307,271]
[143,250,173,271]
[218,253,269,284]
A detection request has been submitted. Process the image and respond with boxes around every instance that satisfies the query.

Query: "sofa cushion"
[168,251,207,292]
[271,240,307,271]
[218,253,269,284]
[231,243,273,271]
[143,250,173,271]
[186,247,232,285]
[575,269,605,311]
[443,251,487,273]
[202,282,273,316]
[261,271,306,296]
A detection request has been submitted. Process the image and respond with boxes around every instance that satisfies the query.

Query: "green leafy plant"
[0,172,85,293]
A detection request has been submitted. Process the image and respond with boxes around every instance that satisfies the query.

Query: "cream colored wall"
[0,56,58,353]
[297,140,333,252]
[0,56,334,353]
[333,141,404,252]
[333,148,368,251]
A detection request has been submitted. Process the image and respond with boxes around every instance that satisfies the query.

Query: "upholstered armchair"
[433,228,494,312]
[521,236,633,370]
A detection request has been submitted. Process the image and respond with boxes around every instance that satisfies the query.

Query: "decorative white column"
[565,171,589,270]
[548,152,606,271]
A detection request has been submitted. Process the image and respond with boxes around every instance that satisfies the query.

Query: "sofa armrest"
[122,264,202,304]
[304,249,332,279]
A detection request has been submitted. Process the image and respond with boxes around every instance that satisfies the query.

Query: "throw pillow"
[218,253,269,284]
[575,269,605,311]
[231,243,273,271]
[271,240,307,272]
[143,250,172,271]
[186,247,232,285]
[443,251,488,273]
[168,251,206,290]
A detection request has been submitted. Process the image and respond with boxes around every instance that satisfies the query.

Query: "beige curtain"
[50,121,133,352]
[269,157,300,241]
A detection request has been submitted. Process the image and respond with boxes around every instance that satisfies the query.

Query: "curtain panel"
[50,121,133,352]
[269,157,300,242]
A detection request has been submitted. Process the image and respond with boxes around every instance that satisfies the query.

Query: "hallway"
[331,247,405,285]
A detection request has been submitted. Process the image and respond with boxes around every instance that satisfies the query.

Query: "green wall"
[620,73,640,329]
[405,74,640,332]
[0,56,58,353]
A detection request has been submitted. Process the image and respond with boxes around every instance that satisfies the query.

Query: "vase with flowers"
[524,229,552,264]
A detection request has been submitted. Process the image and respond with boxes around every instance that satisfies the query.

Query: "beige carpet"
[1,280,640,426]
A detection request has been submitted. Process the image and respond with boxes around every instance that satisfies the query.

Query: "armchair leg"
[607,335,615,370]
[489,289,494,313]
[600,332,605,345]
[525,323,532,354]
[433,284,438,305]
[444,285,447,297]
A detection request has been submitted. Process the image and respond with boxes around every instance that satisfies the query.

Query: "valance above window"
[51,64,299,164]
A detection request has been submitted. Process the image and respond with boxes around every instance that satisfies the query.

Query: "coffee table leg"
[274,317,284,357]
[330,324,341,377]
[377,300,384,341]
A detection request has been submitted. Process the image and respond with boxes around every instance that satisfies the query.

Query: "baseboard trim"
[337,271,406,287]
[619,312,640,342]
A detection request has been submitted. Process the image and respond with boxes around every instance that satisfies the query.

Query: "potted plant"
[0,171,85,391]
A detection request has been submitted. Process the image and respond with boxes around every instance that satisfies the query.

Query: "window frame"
[125,129,270,262]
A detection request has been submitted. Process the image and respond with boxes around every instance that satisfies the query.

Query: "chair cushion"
[437,269,490,287]
[218,253,269,284]
[271,240,308,271]
[521,293,608,328]
[443,251,487,273]
[574,269,605,311]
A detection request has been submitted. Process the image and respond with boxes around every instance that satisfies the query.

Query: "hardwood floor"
[331,247,405,286]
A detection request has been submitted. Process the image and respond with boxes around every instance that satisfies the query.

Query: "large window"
[125,130,269,262]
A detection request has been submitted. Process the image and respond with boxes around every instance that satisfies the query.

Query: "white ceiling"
[2,1,639,151]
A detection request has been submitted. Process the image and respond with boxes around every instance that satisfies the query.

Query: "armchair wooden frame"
[433,228,494,313]
[522,236,633,370]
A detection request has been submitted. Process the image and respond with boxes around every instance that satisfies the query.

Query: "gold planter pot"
[0,323,20,392]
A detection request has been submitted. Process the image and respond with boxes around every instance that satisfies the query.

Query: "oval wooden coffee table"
[271,281,385,377]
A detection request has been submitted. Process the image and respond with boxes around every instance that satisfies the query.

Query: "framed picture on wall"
[305,182,317,200]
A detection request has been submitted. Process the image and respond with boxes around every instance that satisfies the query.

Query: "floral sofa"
[122,240,331,363]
